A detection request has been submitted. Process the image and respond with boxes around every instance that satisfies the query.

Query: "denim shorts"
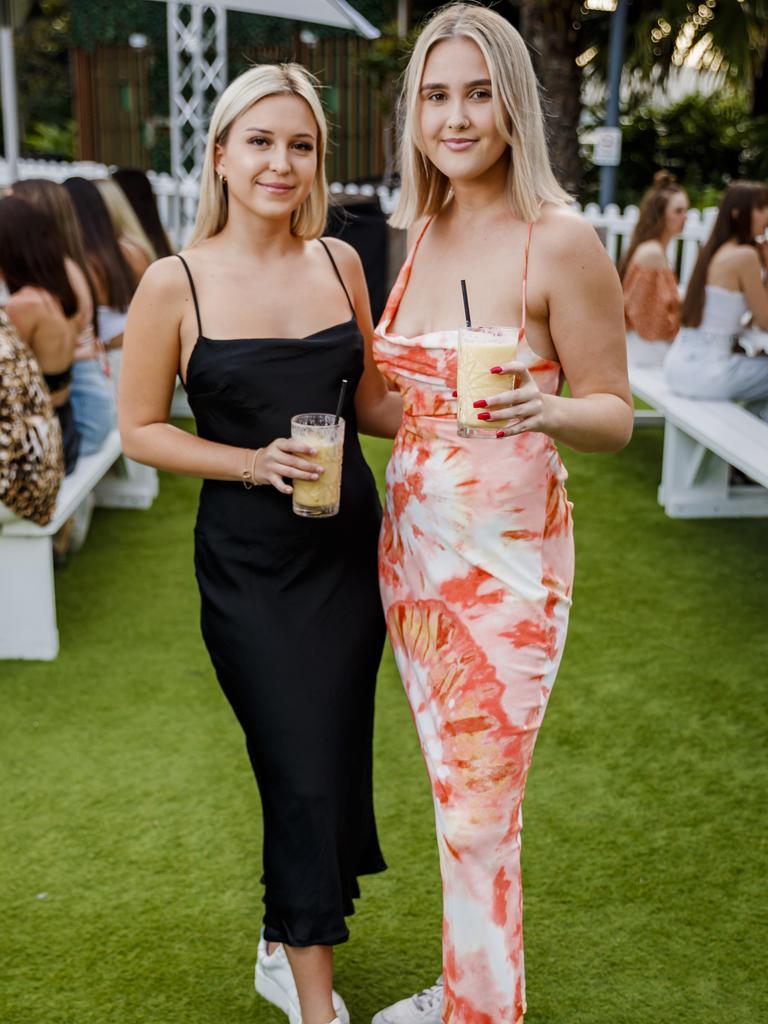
[69,358,116,455]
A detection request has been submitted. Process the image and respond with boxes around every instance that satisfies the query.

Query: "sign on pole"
[592,126,622,168]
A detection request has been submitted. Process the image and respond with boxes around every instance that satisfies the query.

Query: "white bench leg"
[94,457,159,510]
[660,422,768,518]
[0,533,59,659]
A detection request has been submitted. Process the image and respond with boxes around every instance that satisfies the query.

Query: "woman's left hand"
[473,362,551,438]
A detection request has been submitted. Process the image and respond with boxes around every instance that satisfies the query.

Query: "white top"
[97,305,128,345]
[699,285,749,335]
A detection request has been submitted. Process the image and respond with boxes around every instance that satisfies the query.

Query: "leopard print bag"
[0,308,64,526]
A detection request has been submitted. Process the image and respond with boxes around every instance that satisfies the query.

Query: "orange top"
[623,262,680,342]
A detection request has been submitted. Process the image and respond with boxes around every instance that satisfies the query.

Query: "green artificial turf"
[1,428,766,1024]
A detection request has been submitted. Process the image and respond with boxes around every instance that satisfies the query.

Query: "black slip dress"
[176,242,386,947]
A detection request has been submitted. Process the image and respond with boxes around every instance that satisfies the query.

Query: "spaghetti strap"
[176,254,203,337]
[518,222,534,344]
[318,238,355,316]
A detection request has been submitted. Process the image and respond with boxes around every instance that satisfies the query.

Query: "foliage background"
[3,0,766,206]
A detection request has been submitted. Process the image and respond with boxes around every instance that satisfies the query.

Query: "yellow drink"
[292,440,343,515]
[457,328,518,438]
[290,414,345,518]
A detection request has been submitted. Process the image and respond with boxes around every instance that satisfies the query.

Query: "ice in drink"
[456,327,518,438]
[291,413,345,518]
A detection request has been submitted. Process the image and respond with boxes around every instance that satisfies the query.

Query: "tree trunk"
[518,1,583,196]
[752,49,768,118]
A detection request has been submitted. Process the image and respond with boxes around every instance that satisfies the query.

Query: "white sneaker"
[372,976,444,1024]
[254,933,350,1024]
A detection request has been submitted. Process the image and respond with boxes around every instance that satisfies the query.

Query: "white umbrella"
[149,0,380,39]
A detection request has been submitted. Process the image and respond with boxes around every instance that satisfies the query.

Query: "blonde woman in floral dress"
[372,6,633,1024]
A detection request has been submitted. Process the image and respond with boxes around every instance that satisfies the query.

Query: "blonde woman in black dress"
[119,64,401,1024]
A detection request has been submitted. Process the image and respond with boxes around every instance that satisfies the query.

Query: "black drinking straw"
[460,279,472,328]
[334,378,349,424]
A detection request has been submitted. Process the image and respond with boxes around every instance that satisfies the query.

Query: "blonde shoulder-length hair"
[189,63,328,247]
[391,2,570,228]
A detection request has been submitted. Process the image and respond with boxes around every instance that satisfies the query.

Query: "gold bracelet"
[242,448,263,489]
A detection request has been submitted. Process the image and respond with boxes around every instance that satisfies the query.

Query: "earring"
[218,172,227,183]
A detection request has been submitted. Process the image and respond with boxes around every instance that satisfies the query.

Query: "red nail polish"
[473,399,487,409]
[496,431,505,438]
[452,390,457,398]
[490,366,503,374]
[477,411,491,421]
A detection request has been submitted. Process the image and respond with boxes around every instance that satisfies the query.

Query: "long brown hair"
[12,178,99,332]
[618,171,685,280]
[112,167,174,258]
[681,180,768,328]
[0,197,78,317]
[63,176,136,311]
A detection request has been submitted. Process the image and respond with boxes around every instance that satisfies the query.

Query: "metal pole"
[598,0,628,210]
[167,2,182,242]
[397,0,411,38]
[0,24,19,182]
[191,2,204,179]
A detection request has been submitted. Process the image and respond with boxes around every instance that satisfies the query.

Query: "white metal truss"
[166,2,227,234]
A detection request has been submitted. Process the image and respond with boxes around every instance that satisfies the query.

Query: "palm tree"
[515,0,767,196]
[622,0,767,115]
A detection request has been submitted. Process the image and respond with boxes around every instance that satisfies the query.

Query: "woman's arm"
[324,238,402,439]
[118,257,325,491]
[485,210,633,452]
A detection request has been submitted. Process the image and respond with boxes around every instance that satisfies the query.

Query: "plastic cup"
[456,326,519,438]
[290,413,345,518]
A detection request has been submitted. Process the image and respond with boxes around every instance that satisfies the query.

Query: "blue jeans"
[69,359,116,455]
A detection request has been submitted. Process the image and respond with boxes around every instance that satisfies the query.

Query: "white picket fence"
[0,156,718,287]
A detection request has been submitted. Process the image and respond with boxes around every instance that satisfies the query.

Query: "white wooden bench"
[629,365,768,518]
[0,430,158,660]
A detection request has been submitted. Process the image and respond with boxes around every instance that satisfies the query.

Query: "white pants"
[664,327,768,421]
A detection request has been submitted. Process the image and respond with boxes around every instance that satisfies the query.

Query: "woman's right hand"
[253,438,324,494]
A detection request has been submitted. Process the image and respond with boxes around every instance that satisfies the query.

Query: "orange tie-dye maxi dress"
[373,221,575,1024]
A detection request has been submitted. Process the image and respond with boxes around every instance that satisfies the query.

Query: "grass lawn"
[1,427,766,1024]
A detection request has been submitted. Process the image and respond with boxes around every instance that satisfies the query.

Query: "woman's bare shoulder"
[5,286,64,340]
[534,203,605,259]
[320,235,360,268]
[631,240,667,269]
[5,286,57,319]
[719,243,761,269]
[6,285,42,309]
[137,253,189,291]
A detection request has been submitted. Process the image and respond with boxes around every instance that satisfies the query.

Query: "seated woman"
[665,180,768,419]
[0,197,79,473]
[12,178,116,454]
[619,171,688,366]
[63,177,139,383]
